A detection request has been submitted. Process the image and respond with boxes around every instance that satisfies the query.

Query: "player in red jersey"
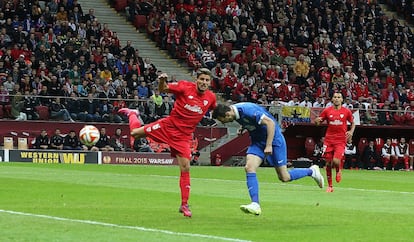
[314,92,355,192]
[119,68,217,217]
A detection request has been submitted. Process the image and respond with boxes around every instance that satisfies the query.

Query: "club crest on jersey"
[203,100,209,106]
[340,114,344,118]
[188,95,194,99]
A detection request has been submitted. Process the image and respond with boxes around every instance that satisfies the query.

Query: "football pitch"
[0,163,413,242]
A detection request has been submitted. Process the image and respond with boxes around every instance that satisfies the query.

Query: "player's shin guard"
[180,171,190,206]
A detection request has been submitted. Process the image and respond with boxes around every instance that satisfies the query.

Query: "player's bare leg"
[410,156,413,171]
[177,155,192,217]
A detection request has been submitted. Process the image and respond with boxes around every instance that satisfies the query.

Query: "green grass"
[0,163,414,242]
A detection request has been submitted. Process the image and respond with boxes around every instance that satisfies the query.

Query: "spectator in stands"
[78,93,101,122]
[133,137,153,152]
[50,128,64,150]
[109,127,127,151]
[50,97,75,122]
[33,129,50,149]
[287,96,300,106]
[380,83,399,104]
[66,92,82,121]
[284,50,297,71]
[63,130,87,150]
[377,101,394,125]
[394,137,410,171]
[293,54,310,87]
[299,96,313,107]
[201,45,216,69]
[344,139,357,169]
[223,25,237,43]
[313,96,325,108]
[137,81,150,99]
[11,88,27,121]
[91,127,114,151]
[382,138,396,170]
[362,140,382,170]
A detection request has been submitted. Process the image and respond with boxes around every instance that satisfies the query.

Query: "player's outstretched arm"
[158,73,169,93]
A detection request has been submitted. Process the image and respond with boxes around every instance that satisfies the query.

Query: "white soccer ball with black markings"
[79,125,100,146]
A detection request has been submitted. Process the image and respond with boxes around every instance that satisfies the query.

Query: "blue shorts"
[246,141,287,167]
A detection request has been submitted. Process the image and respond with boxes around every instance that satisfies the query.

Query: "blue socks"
[246,169,312,204]
[288,168,313,181]
[246,173,259,203]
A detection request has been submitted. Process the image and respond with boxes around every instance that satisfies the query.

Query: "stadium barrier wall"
[4,149,99,164]
[0,149,177,165]
[101,152,177,165]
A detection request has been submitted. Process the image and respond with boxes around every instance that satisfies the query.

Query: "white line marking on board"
[0,209,251,242]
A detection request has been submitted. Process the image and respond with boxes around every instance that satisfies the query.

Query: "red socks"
[326,165,332,187]
[180,171,190,206]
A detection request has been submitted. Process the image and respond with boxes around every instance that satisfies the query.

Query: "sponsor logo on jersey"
[188,95,194,99]
[184,104,203,114]
[329,120,343,125]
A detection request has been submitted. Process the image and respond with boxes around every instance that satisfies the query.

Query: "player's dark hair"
[196,68,212,78]
[212,103,231,119]
[331,91,344,99]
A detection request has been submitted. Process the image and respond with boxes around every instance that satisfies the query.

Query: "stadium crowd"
[0,0,414,127]
[124,0,414,126]
[0,0,414,161]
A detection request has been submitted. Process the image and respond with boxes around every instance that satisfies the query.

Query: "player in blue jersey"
[212,102,324,215]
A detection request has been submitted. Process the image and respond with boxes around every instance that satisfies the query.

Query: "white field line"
[0,209,251,242]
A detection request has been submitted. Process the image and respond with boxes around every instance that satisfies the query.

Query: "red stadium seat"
[358,138,369,155]
[35,106,49,120]
[374,137,384,154]
[114,0,128,11]
[0,105,3,118]
[222,42,233,54]
[134,15,147,30]
[305,137,316,157]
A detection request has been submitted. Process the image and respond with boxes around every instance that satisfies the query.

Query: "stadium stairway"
[77,0,193,81]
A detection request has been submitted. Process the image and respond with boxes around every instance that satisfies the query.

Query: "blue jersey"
[232,102,284,147]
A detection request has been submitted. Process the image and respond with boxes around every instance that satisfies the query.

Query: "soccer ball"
[79,125,100,146]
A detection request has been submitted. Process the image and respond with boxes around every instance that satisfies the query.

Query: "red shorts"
[323,142,345,161]
[144,118,192,160]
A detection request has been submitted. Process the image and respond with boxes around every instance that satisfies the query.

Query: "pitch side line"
[0,209,251,242]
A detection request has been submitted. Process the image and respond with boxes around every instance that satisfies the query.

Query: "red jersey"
[167,81,217,135]
[319,106,353,144]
